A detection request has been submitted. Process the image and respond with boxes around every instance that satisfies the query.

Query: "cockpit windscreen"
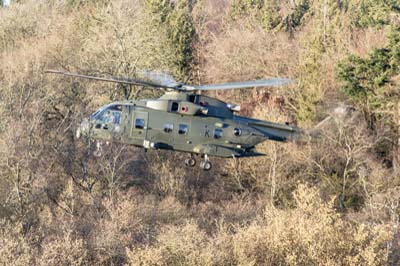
[90,104,122,124]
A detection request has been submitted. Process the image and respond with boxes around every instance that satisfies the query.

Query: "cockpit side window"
[105,111,121,124]
[91,104,122,124]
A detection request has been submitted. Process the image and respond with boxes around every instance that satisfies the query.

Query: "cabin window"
[135,118,145,129]
[171,102,179,112]
[214,128,223,139]
[91,104,122,124]
[233,127,242,136]
[179,124,188,135]
[164,123,173,133]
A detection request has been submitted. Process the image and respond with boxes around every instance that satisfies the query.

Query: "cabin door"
[130,111,148,144]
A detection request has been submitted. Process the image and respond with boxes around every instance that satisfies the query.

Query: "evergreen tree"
[145,0,171,25]
[231,0,311,33]
[282,0,310,33]
[145,0,195,79]
[167,0,195,78]
[337,27,400,130]
[260,0,281,31]
[352,0,400,28]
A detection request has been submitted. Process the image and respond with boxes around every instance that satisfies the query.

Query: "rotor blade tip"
[45,69,62,74]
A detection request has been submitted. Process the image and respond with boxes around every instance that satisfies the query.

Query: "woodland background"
[0,0,399,265]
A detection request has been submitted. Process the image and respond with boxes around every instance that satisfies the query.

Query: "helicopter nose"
[76,118,90,139]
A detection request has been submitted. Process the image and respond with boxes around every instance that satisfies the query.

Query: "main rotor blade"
[186,78,293,91]
[137,70,181,88]
[45,70,177,89]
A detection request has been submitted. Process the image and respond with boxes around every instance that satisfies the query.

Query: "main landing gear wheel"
[200,154,212,171]
[200,161,212,171]
[185,158,196,167]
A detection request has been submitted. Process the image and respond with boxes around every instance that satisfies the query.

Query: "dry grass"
[126,185,392,266]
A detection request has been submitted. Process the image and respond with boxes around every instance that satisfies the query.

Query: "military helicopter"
[46,70,300,170]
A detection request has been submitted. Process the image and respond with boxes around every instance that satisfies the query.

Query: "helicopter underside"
[90,137,266,171]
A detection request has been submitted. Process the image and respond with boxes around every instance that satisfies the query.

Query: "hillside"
[0,0,399,265]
